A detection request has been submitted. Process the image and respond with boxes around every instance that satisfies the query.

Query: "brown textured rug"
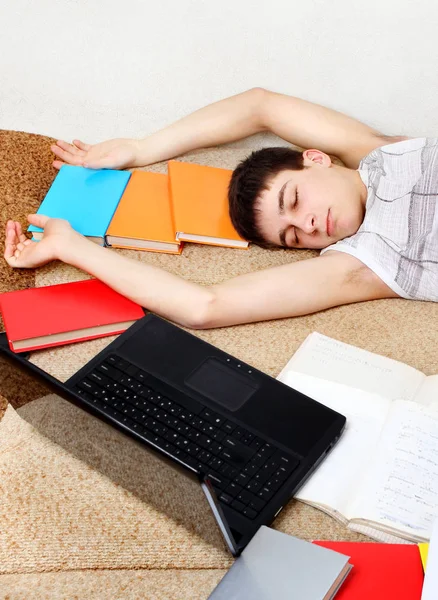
[0,130,56,409]
[1,130,438,599]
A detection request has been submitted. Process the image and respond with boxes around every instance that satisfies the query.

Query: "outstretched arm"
[52,88,404,171]
[4,216,398,329]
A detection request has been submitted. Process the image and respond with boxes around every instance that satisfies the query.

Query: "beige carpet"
[1,131,438,599]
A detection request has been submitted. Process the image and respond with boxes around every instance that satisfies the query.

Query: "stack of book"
[28,162,249,253]
[207,525,426,599]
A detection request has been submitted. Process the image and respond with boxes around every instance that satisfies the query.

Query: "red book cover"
[313,541,424,599]
[0,279,145,352]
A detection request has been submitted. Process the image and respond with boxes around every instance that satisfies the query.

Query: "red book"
[0,279,145,352]
[313,541,424,599]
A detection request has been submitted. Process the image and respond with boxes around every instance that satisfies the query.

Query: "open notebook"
[277,332,438,544]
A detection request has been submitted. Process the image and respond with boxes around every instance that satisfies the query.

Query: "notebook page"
[281,371,390,516]
[415,374,438,407]
[347,400,438,541]
[422,519,438,600]
[278,333,425,402]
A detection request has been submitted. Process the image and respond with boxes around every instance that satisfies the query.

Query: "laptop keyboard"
[73,354,300,520]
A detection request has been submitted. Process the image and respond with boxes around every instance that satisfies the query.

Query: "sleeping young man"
[4,88,438,328]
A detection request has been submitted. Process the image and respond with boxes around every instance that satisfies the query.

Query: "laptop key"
[246,479,263,494]
[222,437,255,464]
[178,409,193,422]
[190,416,205,430]
[114,357,130,371]
[243,507,258,520]
[235,472,250,487]
[126,364,139,377]
[233,427,247,440]
[133,369,148,384]
[257,486,276,501]
[219,493,233,505]
[209,441,223,456]
[272,451,300,472]
[249,437,263,451]
[247,495,265,513]
[258,458,281,480]
[257,443,275,459]
[224,482,243,497]
[240,432,254,445]
[98,362,122,381]
[209,457,223,471]
[236,489,253,505]
[206,473,230,491]
[89,371,110,386]
[200,408,224,427]
[185,442,201,456]
[231,499,246,513]
[198,449,213,463]
[220,420,236,435]
[77,379,95,393]
[75,388,94,403]
[219,463,237,479]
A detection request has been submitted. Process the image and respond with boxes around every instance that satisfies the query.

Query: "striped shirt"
[321,137,438,301]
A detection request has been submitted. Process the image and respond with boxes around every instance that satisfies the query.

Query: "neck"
[352,169,368,209]
[336,164,368,209]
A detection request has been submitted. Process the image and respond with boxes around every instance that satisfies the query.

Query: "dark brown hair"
[228,147,305,248]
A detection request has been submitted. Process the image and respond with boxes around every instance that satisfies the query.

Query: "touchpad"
[185,357,259,412]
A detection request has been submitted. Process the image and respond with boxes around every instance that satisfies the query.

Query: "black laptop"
[0,314,345,555]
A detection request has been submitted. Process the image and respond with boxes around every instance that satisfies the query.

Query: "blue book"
[28,165,131,245]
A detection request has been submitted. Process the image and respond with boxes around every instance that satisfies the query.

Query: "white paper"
[348,400,438,540]
[279,332,425,402]
[281,371,389,516]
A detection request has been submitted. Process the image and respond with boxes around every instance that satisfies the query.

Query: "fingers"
[15,221,28,244]
[73,139,91,152]
[56,140,85,156]
[5,220,17,244]
[4,221,16,261]
[51,140,85,166]
[27,213,50,229]
[53,160,65,170]
[4,237,15,259]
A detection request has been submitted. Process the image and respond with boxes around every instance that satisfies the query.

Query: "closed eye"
[292,187,299,244]
[293,186,299,209]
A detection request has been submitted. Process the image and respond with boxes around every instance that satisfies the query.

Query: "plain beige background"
[1,0,438,144]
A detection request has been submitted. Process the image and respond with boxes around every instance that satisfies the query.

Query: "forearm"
[60,237,214,328]
[133,88,267,166]
[259,91,384,168]
[206,253,397,328]
[55,237,396,332]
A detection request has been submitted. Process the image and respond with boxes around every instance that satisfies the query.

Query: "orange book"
[168,160,249,249]
[106,171,182,254]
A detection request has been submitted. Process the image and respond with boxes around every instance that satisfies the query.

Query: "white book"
[422,519,438,599]
[277,332,438,544]
[208,526,352,600]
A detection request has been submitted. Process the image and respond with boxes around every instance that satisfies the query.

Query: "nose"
[299,213,317,234]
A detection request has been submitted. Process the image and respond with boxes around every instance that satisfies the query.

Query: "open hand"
[51,138,140,171]
[4,215,76,269]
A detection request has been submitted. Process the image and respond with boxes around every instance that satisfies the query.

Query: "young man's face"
[255,150,368,249]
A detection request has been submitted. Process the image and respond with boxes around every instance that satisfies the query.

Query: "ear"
[302,149,332,167]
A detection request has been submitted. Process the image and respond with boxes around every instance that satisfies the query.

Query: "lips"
[326,209,332,237]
